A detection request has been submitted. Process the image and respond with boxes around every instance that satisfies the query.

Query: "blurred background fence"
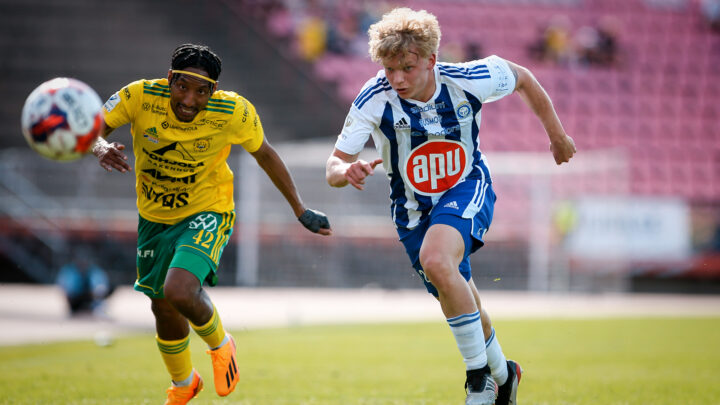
[1,0,719,295]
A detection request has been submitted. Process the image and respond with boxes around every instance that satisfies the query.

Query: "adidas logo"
[394,117,410,130]
[443,201,459,209]
[225,355,238,389]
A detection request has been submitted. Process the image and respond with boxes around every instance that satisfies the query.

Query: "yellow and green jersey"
[102,78,264,224]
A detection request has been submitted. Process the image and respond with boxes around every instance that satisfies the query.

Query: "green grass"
[1,317,719,404]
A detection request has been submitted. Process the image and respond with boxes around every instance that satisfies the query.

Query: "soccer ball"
[21,77,104,161]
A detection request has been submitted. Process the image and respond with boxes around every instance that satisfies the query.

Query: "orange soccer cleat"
[165,370,203,405]
[208,334,239,396]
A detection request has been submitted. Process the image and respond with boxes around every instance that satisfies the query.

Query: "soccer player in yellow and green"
[93,43,332,405]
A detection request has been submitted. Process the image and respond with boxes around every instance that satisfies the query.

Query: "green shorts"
[135,211,235,298]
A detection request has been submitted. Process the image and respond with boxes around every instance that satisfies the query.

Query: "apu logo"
[404,140,466,195]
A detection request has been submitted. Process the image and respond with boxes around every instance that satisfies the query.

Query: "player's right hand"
[345,158,383,190]
[94,140,131,173]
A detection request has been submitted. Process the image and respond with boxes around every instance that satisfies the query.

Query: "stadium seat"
[259,0,720,201]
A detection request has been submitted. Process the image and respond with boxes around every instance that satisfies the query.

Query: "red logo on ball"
[404,140,467,195]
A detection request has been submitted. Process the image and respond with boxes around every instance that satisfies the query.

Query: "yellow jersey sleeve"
[226,95,264,153]
[102,80,144,129]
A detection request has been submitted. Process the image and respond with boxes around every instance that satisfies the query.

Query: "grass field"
[1,317,719,404]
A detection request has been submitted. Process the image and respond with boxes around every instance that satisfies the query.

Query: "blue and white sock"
[485,327,509,386]
[447,311,487,370]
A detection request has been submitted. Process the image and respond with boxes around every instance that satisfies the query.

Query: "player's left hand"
[550,134,576,165]
[298,208,332,235]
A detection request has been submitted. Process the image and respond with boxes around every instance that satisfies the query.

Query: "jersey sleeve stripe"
[354,84,392,109]
[439,72,491,80]
[144,83,170,90]
[353,78,390,108]
[206,101,235,114]
[207,101,235,107]
[208,98,236,106]
[205,107,234,114]
[143,89,170,97]
[355,77,388,101]
[438,65,491,79]
[439,64,489,73]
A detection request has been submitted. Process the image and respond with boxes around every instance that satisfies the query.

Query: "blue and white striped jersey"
[335,55,516,230]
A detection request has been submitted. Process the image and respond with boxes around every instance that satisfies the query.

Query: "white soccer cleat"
[464,366,498,405]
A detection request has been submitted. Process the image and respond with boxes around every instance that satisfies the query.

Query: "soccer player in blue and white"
[326,8,576,405]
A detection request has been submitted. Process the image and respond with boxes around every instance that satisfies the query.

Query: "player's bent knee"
[163,284,195,310]
[421,252,455,276]
[422,266,459,293]
[163,268,201,303]
[151,298,180,319]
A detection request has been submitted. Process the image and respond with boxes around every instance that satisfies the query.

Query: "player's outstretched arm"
[92,125,131,173]
[326,148,383,191]
[250,139,332,236]
[506,60,577,165]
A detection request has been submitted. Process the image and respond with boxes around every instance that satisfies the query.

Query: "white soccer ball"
[21,77,104,161]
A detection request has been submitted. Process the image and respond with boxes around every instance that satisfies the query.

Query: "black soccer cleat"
[496,360,523,405]
[464,365,498,405]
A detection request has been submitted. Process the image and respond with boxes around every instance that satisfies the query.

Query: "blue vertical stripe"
[379,102,409,228]
[399,98,428,149]
[435,84,461,142]
[464,90,490,182]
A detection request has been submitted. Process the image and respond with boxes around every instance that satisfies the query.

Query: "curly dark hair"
[170,43,222,84]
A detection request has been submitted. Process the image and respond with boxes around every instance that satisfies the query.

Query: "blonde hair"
[367,7,441,63]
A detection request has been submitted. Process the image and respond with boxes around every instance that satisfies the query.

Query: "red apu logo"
[404,140,467,195]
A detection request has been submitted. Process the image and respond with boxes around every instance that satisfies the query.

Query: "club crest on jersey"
[455,101,472,119]
[403,140,467,195]
[194,138,211,153]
